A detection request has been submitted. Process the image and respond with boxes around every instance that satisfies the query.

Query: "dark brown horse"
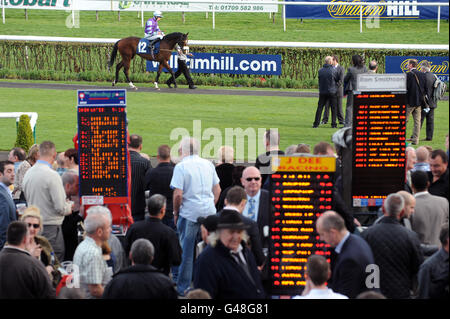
[108,32,188,90]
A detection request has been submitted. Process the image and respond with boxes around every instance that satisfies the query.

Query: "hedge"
[0,40,448,87]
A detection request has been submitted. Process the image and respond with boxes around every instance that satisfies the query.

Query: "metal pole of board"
[2,0,5,25]
[212,5,215,30]
[283,4,286,32]
[437,5,441,33]
[359,4,363,33]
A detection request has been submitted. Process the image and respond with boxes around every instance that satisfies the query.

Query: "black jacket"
[216,163,235,193]
[428,169,449,201]
[145,162,175,215]
[318,63,339,95]
[329,233,375,298]
[129,151,151,220]
[193,240,266,299]
[125,217,182,276]
[0,247,55,299]
[406,68,427,107]
[102,264,178,299]
[423,71,438,108]
[361,216,424,299]
[218,209,265,267]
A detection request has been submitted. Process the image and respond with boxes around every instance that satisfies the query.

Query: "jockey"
[144,11,164,57]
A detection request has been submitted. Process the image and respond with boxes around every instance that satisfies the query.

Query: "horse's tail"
[108,40,120,70]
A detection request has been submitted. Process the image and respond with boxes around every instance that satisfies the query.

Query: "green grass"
[0,10,448,44]
[0,86,448,157]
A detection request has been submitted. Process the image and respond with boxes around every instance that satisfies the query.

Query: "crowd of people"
[0,124,448,299]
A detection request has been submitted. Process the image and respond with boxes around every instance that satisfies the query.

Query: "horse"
[108,32,188,90]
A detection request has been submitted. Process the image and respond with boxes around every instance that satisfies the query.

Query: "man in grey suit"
[0,161,17,250]
[420,61,437,141]
[410,170,449,246]
[322,55,345,126]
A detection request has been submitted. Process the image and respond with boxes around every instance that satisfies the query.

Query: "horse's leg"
[154,63,163,90]
[163,61,177,89]
[113,61,123,86]
[123,59,137,90]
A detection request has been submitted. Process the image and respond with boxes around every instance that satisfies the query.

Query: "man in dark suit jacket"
[406,59,428,145]
[420,61,438,141]
[317,211,375,298]
[193,210,265,299]
[129,134,151,221]
[221,186,265,267]
[322,55,345,125]
[145,145,175,229]
[313,56,339,128]
[240,166,270,251]
[124,194,181,276]
[0,161,17,250]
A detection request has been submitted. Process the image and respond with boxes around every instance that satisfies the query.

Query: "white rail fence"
[0,35,448,51]
[1,1,449,33]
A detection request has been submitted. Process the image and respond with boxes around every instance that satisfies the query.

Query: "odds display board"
[77,90,128,205]
[268,156,335,295]
[352,74,406,207]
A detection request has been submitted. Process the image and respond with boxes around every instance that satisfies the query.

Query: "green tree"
[15,114,34,153]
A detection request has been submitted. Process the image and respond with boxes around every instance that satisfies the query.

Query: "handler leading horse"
[108,32,188,90]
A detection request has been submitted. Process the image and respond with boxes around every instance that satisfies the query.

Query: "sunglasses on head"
[27,223,40,229]
[246,177,261,182]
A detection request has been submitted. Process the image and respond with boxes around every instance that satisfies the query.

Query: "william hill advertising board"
[286,0,449,20]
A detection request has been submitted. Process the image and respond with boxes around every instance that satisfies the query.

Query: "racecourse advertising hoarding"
[2,0,278,13]
[286,0,449,20]
[385,56,449,82]
[146,52,282,75]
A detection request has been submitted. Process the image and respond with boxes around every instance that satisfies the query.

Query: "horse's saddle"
[137,38,160,55]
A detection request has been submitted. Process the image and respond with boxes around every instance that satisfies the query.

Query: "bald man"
[413,146,431,172]
[316,211,375,298]
[240,166,270,251]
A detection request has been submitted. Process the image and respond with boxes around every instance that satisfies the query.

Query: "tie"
[247,198,256,221]
[231,252,255,286]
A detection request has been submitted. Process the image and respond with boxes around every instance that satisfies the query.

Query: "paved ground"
[0,81,319,98]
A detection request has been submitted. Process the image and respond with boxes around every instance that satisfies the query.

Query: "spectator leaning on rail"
[170,137,221,296]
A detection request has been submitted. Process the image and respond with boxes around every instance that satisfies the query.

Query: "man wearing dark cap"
[193,210,265,299]
[196,214,219,257]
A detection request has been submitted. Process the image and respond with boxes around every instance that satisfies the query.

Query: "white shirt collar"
[414,191,429,197]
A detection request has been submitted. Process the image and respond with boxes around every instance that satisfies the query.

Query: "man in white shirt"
[171,137,221,296]
[293,254,348,299]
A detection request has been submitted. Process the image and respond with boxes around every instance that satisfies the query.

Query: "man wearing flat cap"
[193,210,266,299]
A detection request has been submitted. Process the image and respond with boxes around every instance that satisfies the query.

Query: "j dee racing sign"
[147,53,282,76]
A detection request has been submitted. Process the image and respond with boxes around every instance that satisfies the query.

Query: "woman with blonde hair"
[20,205,62,287]
[13,144,39,201]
